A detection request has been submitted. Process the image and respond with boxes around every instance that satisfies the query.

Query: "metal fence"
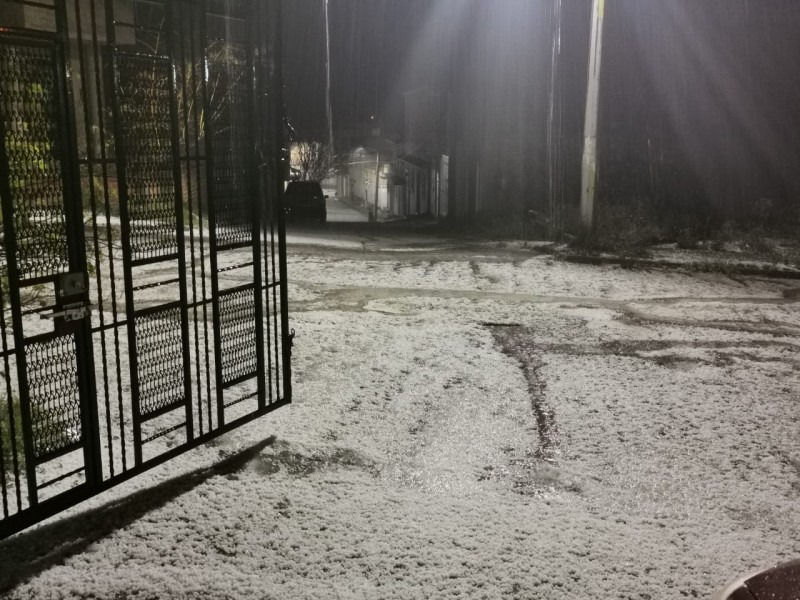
[0,0,291,538]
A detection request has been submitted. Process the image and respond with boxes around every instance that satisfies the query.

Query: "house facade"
[335,86,451,221]
[336,139,400,221]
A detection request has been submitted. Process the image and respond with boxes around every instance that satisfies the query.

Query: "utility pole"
[580,0,605,231]
[323,0,334,169]
[548,0,563,240]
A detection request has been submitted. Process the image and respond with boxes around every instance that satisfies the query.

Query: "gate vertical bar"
[199,0,225,427]
[191,1,213,432]
[74,0,115,478]
[260,0,283,405]
[269,3,281,403]
[54,0,103,490]
[249,2,267,411]
[176,1,203,436]
[272,0,293,401]
[90,0,128,474]
[104,2,145,466]
[165,0,196,442]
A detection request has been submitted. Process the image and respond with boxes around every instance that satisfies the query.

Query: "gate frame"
[0,0,292,540]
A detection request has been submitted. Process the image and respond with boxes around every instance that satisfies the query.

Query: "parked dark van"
[283,181,327,223]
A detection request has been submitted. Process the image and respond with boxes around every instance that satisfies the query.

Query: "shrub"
[571,200,666,257]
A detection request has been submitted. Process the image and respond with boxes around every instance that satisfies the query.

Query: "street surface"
[2,228,799,599]
[325,194,368,223]
[320,180,368,223]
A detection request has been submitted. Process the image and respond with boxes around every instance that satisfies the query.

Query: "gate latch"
[41,302,93,322]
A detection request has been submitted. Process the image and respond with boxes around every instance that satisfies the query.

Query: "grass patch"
[569,200,798,266]
[675,221,796,265]
[570,203,665,258]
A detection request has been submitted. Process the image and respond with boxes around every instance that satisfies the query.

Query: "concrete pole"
[323,0,334,169]
[580,0,605,231]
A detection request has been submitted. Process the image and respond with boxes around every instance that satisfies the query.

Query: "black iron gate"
[0,0,291,539]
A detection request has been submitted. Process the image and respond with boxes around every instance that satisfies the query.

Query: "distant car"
[283,181,327,223]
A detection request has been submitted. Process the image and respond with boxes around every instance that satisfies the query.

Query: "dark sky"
[282,0,432,140]
[283,0,800,220]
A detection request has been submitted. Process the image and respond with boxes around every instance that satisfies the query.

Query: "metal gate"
[0,0,291,539]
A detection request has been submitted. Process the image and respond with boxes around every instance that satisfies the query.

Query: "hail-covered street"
[1,226,799,599]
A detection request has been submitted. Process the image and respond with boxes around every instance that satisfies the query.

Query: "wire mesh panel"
[114,53,181,265]
[25,335,82,460]
[218,285,258,387]
[208,43,253,250]
[0,0,291,539]
[0,39,70,282]
[133,305,186,418]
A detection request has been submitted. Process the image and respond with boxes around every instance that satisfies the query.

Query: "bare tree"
[293,141,331,181]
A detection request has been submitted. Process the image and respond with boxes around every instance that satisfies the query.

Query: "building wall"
[338,153,393,215]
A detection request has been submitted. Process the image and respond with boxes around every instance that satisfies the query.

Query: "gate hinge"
[41,302,94,322]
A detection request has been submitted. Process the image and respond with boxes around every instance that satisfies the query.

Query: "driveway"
[2,230,799,599]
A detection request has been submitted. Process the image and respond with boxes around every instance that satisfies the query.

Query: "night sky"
[282,0,433,140]
[283,0,800,224]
